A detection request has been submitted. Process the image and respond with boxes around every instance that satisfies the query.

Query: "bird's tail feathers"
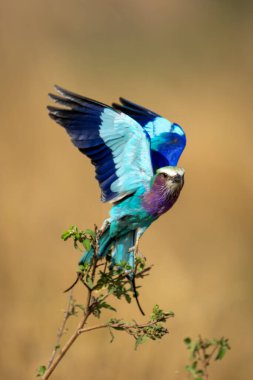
[111,231,145,315]
[78,225,112,265]
[79,229,136,270]
[111,231,135,269]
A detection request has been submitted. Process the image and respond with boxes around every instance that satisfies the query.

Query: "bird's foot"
[98,219,110,237]
[128,244,139,254]
[129,233,140,255]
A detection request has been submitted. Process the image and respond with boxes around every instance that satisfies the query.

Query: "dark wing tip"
[119,97,130,105]
[112,102,123,112]
[48,92,61,103]
[53,84,75,98]
[47,105,62,122]
[53,84,69,94]
[47,105,58,115]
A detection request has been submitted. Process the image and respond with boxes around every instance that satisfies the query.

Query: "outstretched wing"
[48,86,153,203]
[112,98,186,171]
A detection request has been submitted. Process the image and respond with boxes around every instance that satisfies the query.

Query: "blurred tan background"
[1,0,253,379]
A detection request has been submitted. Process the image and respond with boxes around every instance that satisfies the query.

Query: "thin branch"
[198,335,210,380]
[46,291,74,370]
[208,344,219,362]
[78,318,170,334]
[78,323,108,334]
[42,288,92,380]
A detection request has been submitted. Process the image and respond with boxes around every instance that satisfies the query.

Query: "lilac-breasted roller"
[48,86,186,289]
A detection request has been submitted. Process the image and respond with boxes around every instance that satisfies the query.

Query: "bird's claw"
[98,220,110,236]
[128,245,139,254]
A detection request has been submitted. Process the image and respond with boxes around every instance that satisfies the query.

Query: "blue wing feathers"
[48,86,153,202]
[112,97,158,127]
[113,98,186,168]
[48,88,119,201]
[52,85,110,110]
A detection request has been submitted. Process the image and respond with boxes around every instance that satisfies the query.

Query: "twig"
[46,291,74,370]
[208,344,219,362]
[78,318,168,334]
[41,233,98,380]
[199,335,209,380]
[42,287,92,380]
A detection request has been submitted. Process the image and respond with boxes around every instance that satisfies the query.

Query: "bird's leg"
[128,227,146,255]
[98,218,111,237]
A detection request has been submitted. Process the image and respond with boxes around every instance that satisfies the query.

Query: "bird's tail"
[79,227,135,269]
[110,231,145,315]
[79,225,113,265]
[111,231,135,268]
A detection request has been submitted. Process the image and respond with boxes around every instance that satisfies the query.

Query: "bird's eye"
[160,173,168,179]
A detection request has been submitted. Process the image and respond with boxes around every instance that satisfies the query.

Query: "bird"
[48,86,186,313]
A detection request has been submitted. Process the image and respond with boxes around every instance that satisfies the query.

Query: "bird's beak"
[173,174,184,184]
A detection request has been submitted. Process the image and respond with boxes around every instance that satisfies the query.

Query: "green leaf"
[110,324,125,331]
[84,229,96,238]
[86,276,93,289]
[99,302,116,312]
[125,293,132,303]
[83,239,91,251]
[185,364,198,376]
[135,334,149,350]
[215,345,227,360]
[61,231,71,241]
[192,361,197,369]
[184,337,192,346]
[36,365,46,377]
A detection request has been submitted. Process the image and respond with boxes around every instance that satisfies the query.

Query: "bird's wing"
[48,86,153,203]
[112,98,186,171]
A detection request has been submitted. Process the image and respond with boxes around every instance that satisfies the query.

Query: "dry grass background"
[0,1,253,379]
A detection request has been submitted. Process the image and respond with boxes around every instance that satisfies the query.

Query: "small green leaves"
[99,301,116,312]
[215,337,230,360]
[93,265,135,304]
[36,365,46,377]
[83,238,91,251]
[184,337,192,346]
[151,304,174,322]
[83,228,96,238]
[135,335,149,349]
[107,305,173,350]
[108,318,125,330]
[135,256,146,272]
[185,362,204,380]
[61,226,95,252]
[184,335,231,379]
[85,275,93,290]
[92,300,117,318]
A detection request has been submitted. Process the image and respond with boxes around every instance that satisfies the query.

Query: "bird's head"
[155,166,185,192]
